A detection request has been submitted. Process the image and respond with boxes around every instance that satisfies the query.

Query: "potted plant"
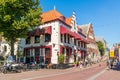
[58,54,64,69]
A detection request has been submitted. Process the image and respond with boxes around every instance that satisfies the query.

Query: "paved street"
[0,62,120,80]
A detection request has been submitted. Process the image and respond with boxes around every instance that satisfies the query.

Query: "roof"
[41,10,63,23]
[78,23,92,36]
[41,10,72,27]
[95,36,107,43]
[66,17,72,26]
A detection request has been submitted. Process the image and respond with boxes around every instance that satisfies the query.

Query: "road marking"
[87,69,106,80]
[21,70,77,80]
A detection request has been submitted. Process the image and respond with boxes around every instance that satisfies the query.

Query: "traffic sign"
[110,51,114,58]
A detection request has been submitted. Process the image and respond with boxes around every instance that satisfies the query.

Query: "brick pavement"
[0,62,106,80]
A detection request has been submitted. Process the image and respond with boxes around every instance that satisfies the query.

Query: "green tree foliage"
[0,0,42,56]
[58,54,64,64]
[17,51,23,58]
[97,41,105,56]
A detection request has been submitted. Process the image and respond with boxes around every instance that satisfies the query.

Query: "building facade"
[79,23,100,62]
[95,36,109,60]
[0,34,18,58]
[23,10,88,64]
[113,43,120,61]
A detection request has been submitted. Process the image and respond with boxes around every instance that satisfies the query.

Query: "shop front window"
[26,49,30,57]
[40,48,44,56]
[35,48,40,63]
[25,49,30,63]
[45,48,51,64]
[35,48,40,57]
[62,48,65,54]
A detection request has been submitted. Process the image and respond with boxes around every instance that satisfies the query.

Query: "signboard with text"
[110,51,114,58]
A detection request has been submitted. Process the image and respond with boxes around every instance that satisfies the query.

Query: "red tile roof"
[41,10,63,23]
[41,10,72,27]
[66,17,72,26]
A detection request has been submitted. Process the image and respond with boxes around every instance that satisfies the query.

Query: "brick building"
[79,23,100,62]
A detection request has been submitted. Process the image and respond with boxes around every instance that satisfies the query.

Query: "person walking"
[107,59,110,69]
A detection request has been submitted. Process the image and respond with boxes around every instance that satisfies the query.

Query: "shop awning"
[73,33,89,44]
[45,26,52,34]
[28,28,41,36]
[74,33,82,39]
[28,26,52,36]
[60,26,74,37]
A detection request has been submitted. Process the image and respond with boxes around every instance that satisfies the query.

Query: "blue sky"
[40,0,120,47]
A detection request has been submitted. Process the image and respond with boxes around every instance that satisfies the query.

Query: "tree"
[97,41,105,56]
[0,0,42,58]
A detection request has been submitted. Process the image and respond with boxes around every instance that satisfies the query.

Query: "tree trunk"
[10,38,15,60]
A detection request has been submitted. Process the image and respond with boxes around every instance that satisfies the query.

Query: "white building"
[23,10,88,64]
[0,35,18,58]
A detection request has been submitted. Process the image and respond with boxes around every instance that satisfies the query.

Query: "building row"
[0,9,102,64]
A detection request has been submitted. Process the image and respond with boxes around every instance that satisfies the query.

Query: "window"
[64,34,66,43]
[80,42,81,47]
[40,48,44,56]
[35,36,40,43]
[26,37,30,44]
[62,48,65,54]
[78,41,80,47]
[35,48,40,57]
[45,34,51,42]
[25,49,30,57]
[61,34,63,42]
[74,39,76,45]
[84,43,86,48]
[68,34,70,44]
[45,48,50,58]
[81,42,83,47]
[45,48,51,64]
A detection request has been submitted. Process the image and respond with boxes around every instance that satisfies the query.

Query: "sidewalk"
[0,62,106,80]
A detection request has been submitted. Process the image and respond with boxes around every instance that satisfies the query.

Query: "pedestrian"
[79,60,83,69]
[110,61,113,69]
[107,60,109,67]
